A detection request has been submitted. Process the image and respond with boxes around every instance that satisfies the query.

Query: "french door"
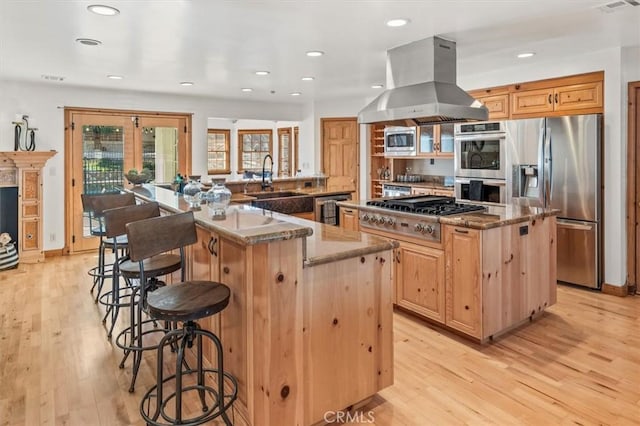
[65,108,191,253]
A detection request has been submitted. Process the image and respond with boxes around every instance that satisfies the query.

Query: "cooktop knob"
[424,225,435,235]
[362,214,370,222]
[370,215,378,224]
[414,223,424,233]
[386,217,396,226]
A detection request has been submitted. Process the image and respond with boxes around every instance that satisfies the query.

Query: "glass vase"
[206,183,232,219]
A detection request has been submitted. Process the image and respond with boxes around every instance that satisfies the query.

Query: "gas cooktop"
[366,196,486,216]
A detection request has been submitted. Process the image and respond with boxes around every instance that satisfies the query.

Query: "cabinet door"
[554,81,603,112]
[395,242,445,323]
[417,125,436,156]
[432,189,454,197]
[511,88,555,116]
[478,94,510,119]
[339,208,359,231]
[437,123,455,157]
[444,226,482,338]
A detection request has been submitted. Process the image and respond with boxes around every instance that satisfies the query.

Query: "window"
[238,129,272,171]
[278,127,292,177]
[207,129,230,174]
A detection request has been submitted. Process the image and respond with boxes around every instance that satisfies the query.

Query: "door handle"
[548,94,552,104]
[554,93,558,104]
[208,236,218,257]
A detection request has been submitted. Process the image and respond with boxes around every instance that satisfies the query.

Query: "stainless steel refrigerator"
[507,114,602,289]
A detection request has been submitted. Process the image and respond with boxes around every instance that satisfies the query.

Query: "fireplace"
[0,187,19,249]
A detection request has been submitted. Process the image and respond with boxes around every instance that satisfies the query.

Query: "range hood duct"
[358,36,488,125]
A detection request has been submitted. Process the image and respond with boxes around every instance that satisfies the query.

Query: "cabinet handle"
[554,93,558,104]
[208,237,218,257]
[454,228,469,234]
[26,233,34,240]
[395,252,401,263]
[548,94,552,104]
[344,209,353,213]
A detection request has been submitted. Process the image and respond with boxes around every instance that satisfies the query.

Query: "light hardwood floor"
[0,254,639,425]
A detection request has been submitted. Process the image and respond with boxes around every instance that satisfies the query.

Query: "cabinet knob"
[223,266,230,274]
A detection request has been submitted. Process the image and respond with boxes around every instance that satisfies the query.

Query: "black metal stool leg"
[197,333,208,412]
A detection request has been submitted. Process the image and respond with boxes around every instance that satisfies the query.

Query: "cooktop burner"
[366,196,486,216]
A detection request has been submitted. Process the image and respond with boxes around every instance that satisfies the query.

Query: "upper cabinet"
[468,71,604,120]
[417,123,454,158]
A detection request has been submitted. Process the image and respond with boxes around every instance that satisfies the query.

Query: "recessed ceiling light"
[371,84,384,89]
[241,88,253,92]
[76,38,102,46]
[107,75,123,80]
[255,71,270,76]
[517,52,535,58]
[87,4,120,16]
[179,81,194,86]
[301,77,315,81]
[306,51,324,57]
[386,18,410,27]
[290,92,302,96]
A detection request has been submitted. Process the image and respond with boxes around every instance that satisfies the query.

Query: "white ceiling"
[1,0,639,103]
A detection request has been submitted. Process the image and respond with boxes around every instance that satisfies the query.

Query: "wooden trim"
[277,127,293,176]
[62,106,193,118]
[293,126,299,174]
[601,282,629,297]
[626,81,640,292]
[44,249,65,258]
[207,128,231,174]
[509,71,604,92]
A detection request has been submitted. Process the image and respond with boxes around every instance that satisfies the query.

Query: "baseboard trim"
[44,249,65,258]
[602,282,628,297]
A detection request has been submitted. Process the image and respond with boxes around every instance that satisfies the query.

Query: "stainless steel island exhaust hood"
[358,36,488,125]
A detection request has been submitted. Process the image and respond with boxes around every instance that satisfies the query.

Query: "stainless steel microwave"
[384,126,417,156]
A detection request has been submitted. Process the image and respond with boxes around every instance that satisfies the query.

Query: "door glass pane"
[440,124,455,153]
[142,127,178,183]
[82,124,124,238]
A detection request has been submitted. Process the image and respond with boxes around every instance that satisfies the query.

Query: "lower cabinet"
[395,241,445,323]
[339,207,359,231]
[443,226,482,338]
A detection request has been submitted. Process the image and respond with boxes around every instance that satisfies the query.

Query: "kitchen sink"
[250,192,314,214]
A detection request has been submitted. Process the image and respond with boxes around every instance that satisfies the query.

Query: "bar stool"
[114,209,184,393]
[81,192,136,302]
[100,201,160,338]
[126,212,237,425]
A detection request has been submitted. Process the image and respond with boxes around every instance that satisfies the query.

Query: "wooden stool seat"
[118,253,181,278]
[146,281,230,323]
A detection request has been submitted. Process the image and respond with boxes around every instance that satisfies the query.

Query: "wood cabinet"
[339,206,359,231]
[444,226,482,338]
[511,81,603,117]
[369,124,390,198]
[395,241,445,323]
[417,123,454,158]
[411,186,454,197]
[468,71,604,120]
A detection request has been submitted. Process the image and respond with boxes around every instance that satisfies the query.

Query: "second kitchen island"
[130,185,396,425]
[339,199,558,342]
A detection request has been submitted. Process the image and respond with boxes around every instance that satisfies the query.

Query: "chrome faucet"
[261,154,273,191]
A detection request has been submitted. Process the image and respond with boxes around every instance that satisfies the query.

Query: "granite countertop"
[337,199,559,230]
[129,185,393,266]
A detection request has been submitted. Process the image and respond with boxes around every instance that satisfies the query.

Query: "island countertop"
[337,199,559,230]
[129,185,395,266]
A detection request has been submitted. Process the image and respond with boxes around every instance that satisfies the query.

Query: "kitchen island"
[128,185,396,425]
[339,199,558,342]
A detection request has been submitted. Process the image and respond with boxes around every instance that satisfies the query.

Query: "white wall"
[0,80,304,250]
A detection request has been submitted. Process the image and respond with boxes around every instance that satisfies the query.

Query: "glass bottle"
[206,182,232,219]
[182,178,202,209]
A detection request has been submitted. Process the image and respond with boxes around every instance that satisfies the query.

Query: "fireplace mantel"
[0,150,57,263]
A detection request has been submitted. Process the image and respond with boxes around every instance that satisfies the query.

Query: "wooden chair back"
[88,193,136,217]
[125,211,197,262]
[102,202,160,239]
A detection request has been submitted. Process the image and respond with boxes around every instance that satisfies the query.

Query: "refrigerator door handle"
[543,124,552,206]
[556,219,593,231]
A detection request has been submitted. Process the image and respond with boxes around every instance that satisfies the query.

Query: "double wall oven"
[454,121,514,204]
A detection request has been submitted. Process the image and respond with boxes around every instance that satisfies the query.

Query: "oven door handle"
[454,132,506,142]
[455,178,506,187]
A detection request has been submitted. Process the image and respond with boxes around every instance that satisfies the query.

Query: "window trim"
[207,128,231,174]
[277,127,292,177]
[237,128,273,172]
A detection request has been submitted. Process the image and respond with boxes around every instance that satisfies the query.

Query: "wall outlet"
[430,158,435,165]
[49,233,56,242]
